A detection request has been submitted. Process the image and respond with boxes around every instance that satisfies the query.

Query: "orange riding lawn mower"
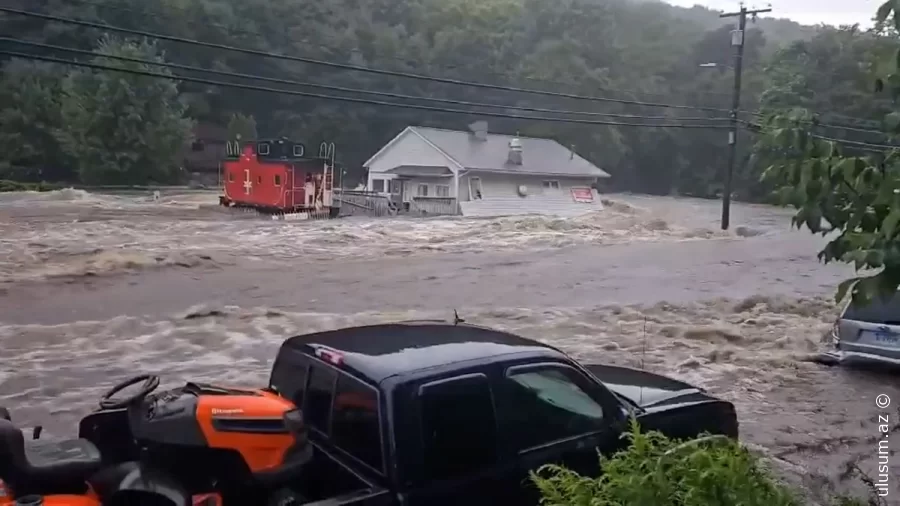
[0,375,313,506]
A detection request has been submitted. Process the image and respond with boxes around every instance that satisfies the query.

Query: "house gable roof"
[363,126,463,171]
[411,126,610,178]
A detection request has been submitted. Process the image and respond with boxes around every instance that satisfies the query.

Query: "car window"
[843,293,900,324]
[268,350,309,408]
[305,363,337,433]
[332,373,383,472]
[500,366,606,451]
[419,374,498,481]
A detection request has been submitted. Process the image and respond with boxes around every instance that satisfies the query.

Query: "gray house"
[363,122,611,217]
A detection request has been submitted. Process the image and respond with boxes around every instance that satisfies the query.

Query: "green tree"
[0,59,72,182]
[756,3,900,306]
[58,36,194,185]
[0,0,820,190]
[226,113,258,141]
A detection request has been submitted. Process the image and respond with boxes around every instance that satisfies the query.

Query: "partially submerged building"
[363,122,610,217]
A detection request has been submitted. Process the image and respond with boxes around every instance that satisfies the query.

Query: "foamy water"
[0,189,760,284]
[0,189,896,501]
[0,295,895,501]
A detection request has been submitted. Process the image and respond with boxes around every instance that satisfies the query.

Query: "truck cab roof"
[277,321,567,384]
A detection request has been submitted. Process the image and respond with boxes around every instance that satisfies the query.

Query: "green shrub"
[0,179,62,192]
[530,419,802,506]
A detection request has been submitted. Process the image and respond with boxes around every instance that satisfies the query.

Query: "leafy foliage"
[58,37,194,185]
[0,0,813,189]
[227,113,258,142]
[0,59,71,182]
[530,420,802,506]
[754,3,900,306]
[0,37,193,185]
[530,420,883,506]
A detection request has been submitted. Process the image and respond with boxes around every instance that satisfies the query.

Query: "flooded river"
[0,188,897,502]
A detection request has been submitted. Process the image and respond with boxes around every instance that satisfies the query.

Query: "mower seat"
[0,418,102,492]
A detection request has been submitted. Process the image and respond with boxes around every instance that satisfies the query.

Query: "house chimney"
[508,133,523,165]
[468,120,488,142]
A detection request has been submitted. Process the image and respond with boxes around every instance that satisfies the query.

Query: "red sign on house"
[571,187,594,203]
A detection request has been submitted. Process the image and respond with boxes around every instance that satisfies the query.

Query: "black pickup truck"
[268,320,739,506]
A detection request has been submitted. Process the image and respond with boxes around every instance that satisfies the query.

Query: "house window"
[257,142,270,155]
[274,174,282,186]
[417,184,429,197]
[389,179,402,195]
[419,374,497,482]
[542,180,560,189]
[435,185,450,197]
[228,171,234,182]
[372,179,385,192]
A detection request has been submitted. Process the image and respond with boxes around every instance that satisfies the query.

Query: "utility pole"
[718,4,771,230]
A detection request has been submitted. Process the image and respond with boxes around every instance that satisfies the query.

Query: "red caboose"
[219,138,339,217]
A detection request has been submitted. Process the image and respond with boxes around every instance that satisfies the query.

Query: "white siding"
[458,173,595,201]
[405,176,455,199]
[366,130,455,175]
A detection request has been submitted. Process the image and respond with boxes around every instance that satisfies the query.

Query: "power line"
[0,6,736,114]
[28,0,737,101]
[0,49,734,130]
[743,110,894,138]
[741,121,900,151]
[814,122,889,136]
[0,37,731,122]
[810,134,900,152]
[11,2,889,130]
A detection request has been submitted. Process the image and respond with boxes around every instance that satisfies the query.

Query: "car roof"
[279,321,566,383]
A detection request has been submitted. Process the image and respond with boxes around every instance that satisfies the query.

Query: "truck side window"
[500,365,606,451]
[305,363,337,434]
[419,374,497,481]
[332,374,383,472]
[268,351,309,408]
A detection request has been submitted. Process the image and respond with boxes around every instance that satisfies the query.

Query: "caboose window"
[258,143,270,155]
[274,174,282,186]
[228,171,234,182]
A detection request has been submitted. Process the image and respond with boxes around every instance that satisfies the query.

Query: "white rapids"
[0,188,897,502]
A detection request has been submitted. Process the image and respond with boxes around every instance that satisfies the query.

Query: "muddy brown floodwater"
[0,189,898,503]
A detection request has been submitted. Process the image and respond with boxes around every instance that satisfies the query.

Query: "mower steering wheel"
[99,374,160,410]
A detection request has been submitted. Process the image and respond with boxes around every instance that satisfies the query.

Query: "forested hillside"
[0,0,884,195]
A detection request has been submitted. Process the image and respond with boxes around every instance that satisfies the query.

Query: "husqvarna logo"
[212,408,243,415]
